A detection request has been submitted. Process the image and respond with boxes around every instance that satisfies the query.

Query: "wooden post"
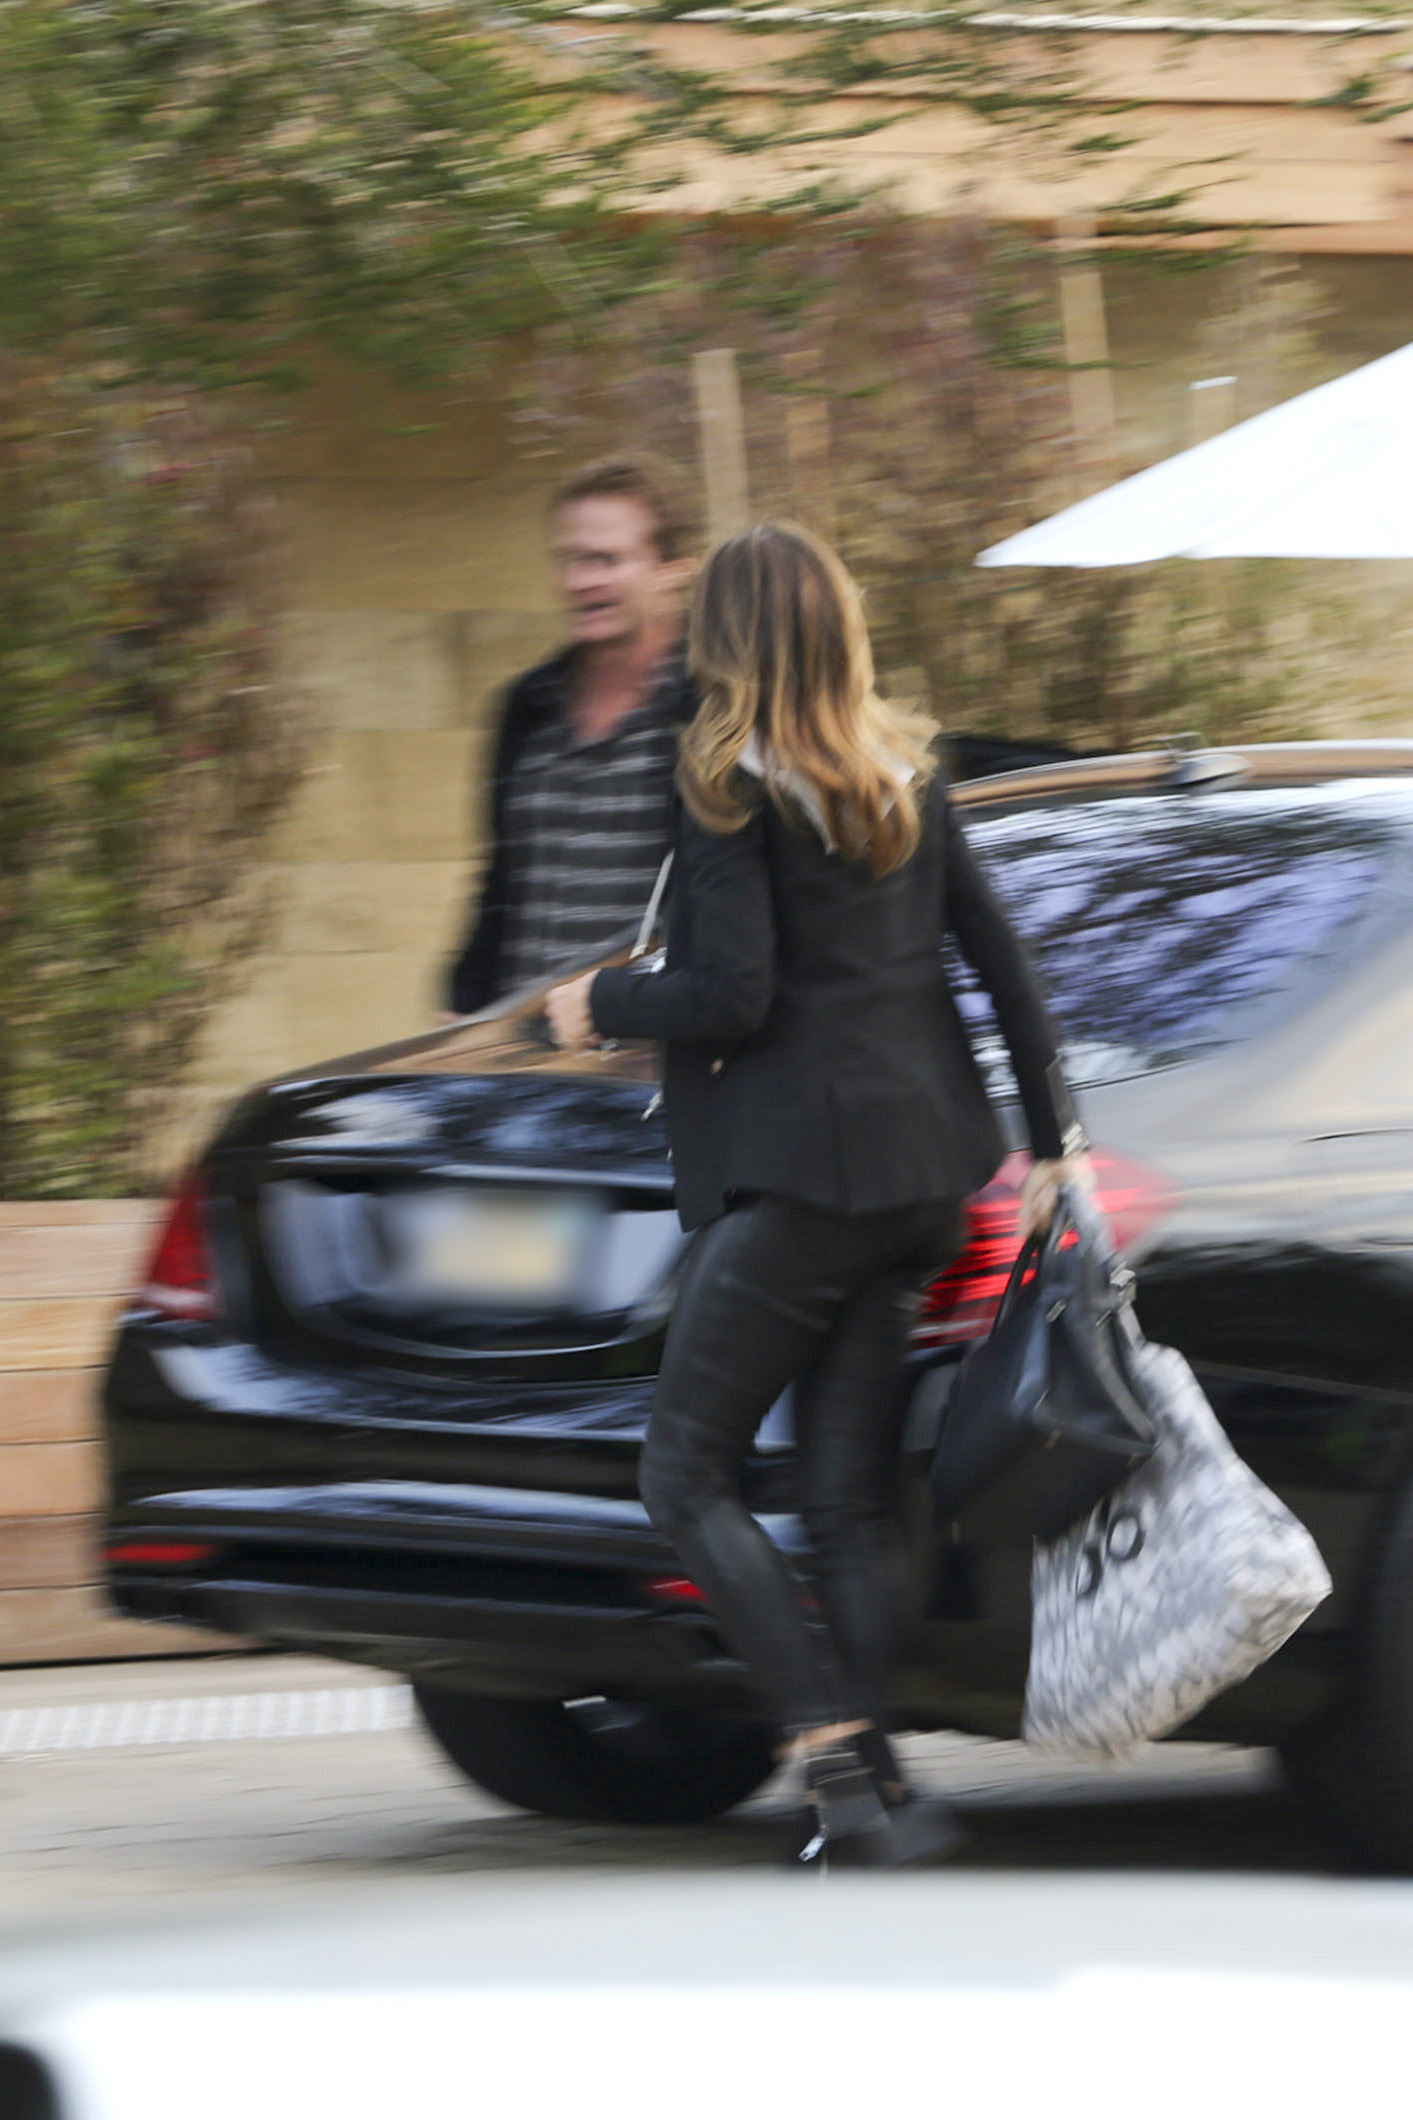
[692,348,750,542]
[783,346,836,540]
[1056,216,1117,485]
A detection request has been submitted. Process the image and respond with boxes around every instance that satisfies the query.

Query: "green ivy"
[0,374,302,1194]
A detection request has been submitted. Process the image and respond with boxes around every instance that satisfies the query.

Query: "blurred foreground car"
[102,743,1413,1870]
[2,1876,1412,2120]
[8,1882,1413,2111]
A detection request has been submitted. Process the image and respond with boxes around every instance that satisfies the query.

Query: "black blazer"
[590,772,1080,1232]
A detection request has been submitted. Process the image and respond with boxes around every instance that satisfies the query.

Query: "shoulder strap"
[631,853,674,961]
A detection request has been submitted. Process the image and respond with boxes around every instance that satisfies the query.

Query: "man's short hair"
[553,454,692,564]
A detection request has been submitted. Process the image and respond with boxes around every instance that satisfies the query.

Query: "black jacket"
[590,773,1080,1232]
[444,646,697,1015]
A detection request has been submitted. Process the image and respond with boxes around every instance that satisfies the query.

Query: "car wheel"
[1279,1482,1413,1874]
[412,1687,777,1825]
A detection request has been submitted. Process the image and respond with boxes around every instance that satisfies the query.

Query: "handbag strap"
[994,1182,1132,1329]
[992,1223,1050,1324]
[1058,1181,1154,1432]
[630,852,674,962]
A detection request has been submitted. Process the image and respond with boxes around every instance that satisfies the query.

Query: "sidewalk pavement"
[0,1652,1309,1940]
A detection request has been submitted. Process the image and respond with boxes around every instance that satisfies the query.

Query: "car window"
[950,785,1409,1088]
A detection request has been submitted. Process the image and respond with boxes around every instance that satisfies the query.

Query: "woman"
[547,524,1090,1867]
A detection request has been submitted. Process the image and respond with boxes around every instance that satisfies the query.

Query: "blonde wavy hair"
[680,522,938,878]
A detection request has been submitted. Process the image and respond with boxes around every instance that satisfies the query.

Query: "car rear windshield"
[951,783,1411,1088]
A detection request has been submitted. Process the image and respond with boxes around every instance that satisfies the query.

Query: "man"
[444,456,695,1016]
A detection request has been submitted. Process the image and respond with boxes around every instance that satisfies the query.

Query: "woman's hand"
[545,971,600,1053]
[1019,1152,1095,1243]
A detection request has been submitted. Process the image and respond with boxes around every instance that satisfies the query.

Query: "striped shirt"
[497,662,682,994]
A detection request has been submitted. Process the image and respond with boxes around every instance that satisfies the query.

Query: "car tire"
[1279,1483,1413,1875]
[412,1687,777,1826]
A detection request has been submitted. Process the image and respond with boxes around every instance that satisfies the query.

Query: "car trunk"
[200,1069,707,1502]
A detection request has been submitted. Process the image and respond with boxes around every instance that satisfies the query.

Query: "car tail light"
[105,1540,217,1567]
[910,1148,1173,1352]
[641,1574,708,1606]
[138,1168,217,1320]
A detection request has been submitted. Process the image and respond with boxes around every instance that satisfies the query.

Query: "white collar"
[738,733,916,852]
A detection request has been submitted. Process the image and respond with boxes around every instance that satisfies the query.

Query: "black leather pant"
[639,1194,964,1737]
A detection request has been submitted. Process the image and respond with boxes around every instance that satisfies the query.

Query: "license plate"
[418,1193,594,1306]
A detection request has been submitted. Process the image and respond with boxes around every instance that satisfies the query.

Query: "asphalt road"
[0,1650,1342,1938]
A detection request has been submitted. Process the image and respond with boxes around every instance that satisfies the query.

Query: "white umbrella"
[976,340,1413,568]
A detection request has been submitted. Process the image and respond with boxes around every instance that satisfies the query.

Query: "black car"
[102,741,1413,1869]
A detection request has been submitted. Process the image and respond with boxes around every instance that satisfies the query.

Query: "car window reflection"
[954,787,1404,1086]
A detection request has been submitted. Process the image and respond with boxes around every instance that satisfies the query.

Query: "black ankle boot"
[791,1737,966,1870]
[793,1739,891,1868]
[855,1723,911,1808]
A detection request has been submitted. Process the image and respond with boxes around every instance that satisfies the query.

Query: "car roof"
[951,739,1413,812]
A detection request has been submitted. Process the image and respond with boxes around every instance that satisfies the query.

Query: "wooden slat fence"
[0,1202,226,1664]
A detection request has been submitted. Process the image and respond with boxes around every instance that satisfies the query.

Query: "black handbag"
[929,1186,1157,1542]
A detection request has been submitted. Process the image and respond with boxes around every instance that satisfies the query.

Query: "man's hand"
[545,971,600,1052]
[1019,1152,1095,1243]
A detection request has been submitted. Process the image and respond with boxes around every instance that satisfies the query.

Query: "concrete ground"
[0,1651,1338,1939]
